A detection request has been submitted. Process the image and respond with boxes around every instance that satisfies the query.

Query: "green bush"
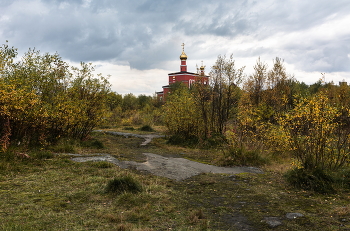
[105,176,142,194]
[167,134,199,147]
[333,168,350,190]
[284,167,335,194]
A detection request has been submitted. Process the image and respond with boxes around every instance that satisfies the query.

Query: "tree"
[69,62,111,139]
[163,84,201,143]
[265,57,296,113]
[207,54,244,135]
[106,92,123,111]
[122,93,138,112]
[137,94,152,109]
[244,57,268,107]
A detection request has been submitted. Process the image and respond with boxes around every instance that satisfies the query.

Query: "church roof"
[168,71,197,75]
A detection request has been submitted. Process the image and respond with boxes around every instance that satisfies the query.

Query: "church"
[156,43,209,101]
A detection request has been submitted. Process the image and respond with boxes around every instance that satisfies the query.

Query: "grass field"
[0,130,349,230]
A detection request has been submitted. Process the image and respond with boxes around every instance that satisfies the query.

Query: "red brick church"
[156,43,209,101]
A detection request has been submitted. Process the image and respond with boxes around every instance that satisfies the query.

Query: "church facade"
[156,44,209,101]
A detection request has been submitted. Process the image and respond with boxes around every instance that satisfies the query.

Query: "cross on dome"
[180,42,187,60]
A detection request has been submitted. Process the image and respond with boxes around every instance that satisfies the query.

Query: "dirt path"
[94,130,165,146]
[71,131,263,229]
[72,131,263,181]
[72,153,263,181]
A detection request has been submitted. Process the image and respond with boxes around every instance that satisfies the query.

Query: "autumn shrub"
[223,102,271,165]
[163,85,202,143]
[280,92,350,171]
[277,91,350,192]
[0,80,41,150]
[0,42,110,151]
[121,117,133,126]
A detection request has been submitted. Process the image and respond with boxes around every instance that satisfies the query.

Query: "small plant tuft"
[116,224,133,231]
[105,176,142,194]
[189,209,206,223]
[139,125,154,132]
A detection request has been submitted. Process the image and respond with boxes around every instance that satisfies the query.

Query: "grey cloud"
[0,0,13,7]
[300,43,350,73]
[0,0,349,75]
[276,37,350,75]
[254,0,350,36]
[173,1,258,37]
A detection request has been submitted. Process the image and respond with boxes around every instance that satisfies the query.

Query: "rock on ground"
[71,153,263,181]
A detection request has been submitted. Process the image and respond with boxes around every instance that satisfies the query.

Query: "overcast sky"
[1,0,350,95]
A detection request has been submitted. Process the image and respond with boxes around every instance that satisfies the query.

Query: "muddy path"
[72,131,263,181]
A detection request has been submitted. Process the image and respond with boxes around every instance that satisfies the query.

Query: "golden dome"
[200,61,205,70]
[180,51,187,60]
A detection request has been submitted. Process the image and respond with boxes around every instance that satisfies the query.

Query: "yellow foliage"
[280,92,350,170]
[0,45,110,150]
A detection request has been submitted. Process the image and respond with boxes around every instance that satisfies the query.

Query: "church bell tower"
[180,43,187,72]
